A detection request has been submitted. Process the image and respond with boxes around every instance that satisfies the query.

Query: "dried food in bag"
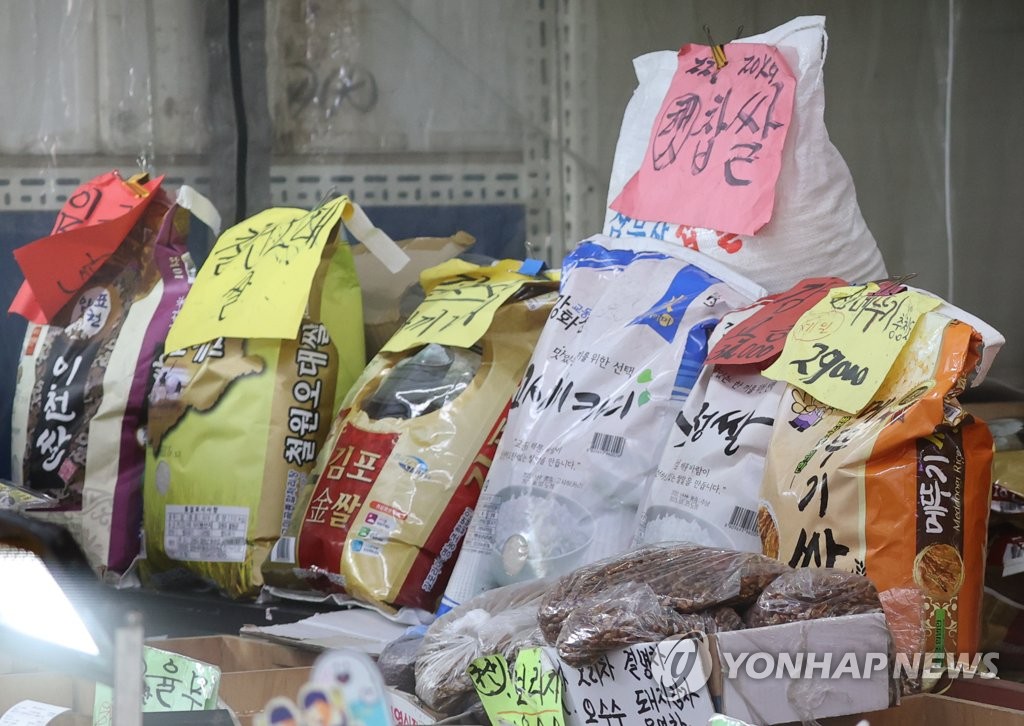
[554,581,718,666]
[745,568,881,628]
[414,578,552,716]
[537,542,786,643]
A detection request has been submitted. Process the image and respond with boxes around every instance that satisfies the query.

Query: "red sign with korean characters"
[296,423,399,579]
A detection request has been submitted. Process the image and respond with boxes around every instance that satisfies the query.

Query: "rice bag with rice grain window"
[440,236,764,612]
[9,172,195,578]
[264,260,557,612]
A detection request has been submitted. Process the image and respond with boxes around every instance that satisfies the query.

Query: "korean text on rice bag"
[634,306,787,551]
[9,172,193,577]
[264,260,557,611]
[141,198,397,598]
[440,236,763,611]
[759,306,1001,662]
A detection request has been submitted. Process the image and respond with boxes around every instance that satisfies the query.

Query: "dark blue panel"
[362,204,527,261]
[0,212,53,480]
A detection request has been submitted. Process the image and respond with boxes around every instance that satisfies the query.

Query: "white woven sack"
[604,16,887,293]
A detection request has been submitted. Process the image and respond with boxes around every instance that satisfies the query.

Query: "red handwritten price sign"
[611,44,795,236]
[707,277,848,366]
[10,171,163,323]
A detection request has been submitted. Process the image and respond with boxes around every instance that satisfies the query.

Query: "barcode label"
[271,536,296,564]
[727,506,759,536]
[589,432,625,457]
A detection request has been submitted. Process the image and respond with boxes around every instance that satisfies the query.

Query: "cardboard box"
[153,635,317,724]
[712,613,892,724]
[549,613,892,726]
[155,636,441,725]
[815,692,1024,725]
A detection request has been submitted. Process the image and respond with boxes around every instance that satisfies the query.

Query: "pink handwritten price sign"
[611,44,795,236]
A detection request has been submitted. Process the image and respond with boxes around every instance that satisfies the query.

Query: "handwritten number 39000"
[790,343,869,387]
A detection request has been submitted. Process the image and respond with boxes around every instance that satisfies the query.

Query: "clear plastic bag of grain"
[414,578,553,717]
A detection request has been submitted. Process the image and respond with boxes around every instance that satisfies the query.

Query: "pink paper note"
[611,43,796,236]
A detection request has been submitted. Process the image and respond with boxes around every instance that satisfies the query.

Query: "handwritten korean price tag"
[93,646,220,724]
[707,277,847,366]
[762,284,941,413]
[468,648,564,726]
[166,197,350,351]
[381,259,544,353]
[611,44,795,236]
[10,171,163,323]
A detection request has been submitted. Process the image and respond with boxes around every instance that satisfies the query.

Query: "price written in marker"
[707,277,848,366]
[93,646,220,724]
[10,172,163,323]
[382,259,546,353]
[763,284,941,414]
[166,197,351,351]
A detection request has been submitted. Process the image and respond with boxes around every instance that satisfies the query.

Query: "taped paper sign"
[611,44,795,236]
[93,646,220,723]
[468,648,564,726]
[762,284,941,413]
[10,171,163,323]
[166,197,350,351]
[382,259,541,353]
[707,277,847,366]
[544,638,716,726]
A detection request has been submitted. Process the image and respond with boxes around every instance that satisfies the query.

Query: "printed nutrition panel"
[164,505,249,563]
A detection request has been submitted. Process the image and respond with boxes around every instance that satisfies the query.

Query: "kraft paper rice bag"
[8,172,195,577]
[141,198,406,598]
[759,301,1003,665]
[440,236,764,612]
[264,260,557,612]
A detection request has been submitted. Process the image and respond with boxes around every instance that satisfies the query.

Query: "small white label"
[164,505,249,563]
[1004,541,1024,578]
[525,290,559,311]
[271,536,296,564]
[0,700,70,726]
[65,286,112,339]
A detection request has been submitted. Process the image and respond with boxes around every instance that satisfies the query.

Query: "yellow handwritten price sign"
[381,259,541,353]
[166,197,350,351]
[468,648,564,726]
[763,284,940,414]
